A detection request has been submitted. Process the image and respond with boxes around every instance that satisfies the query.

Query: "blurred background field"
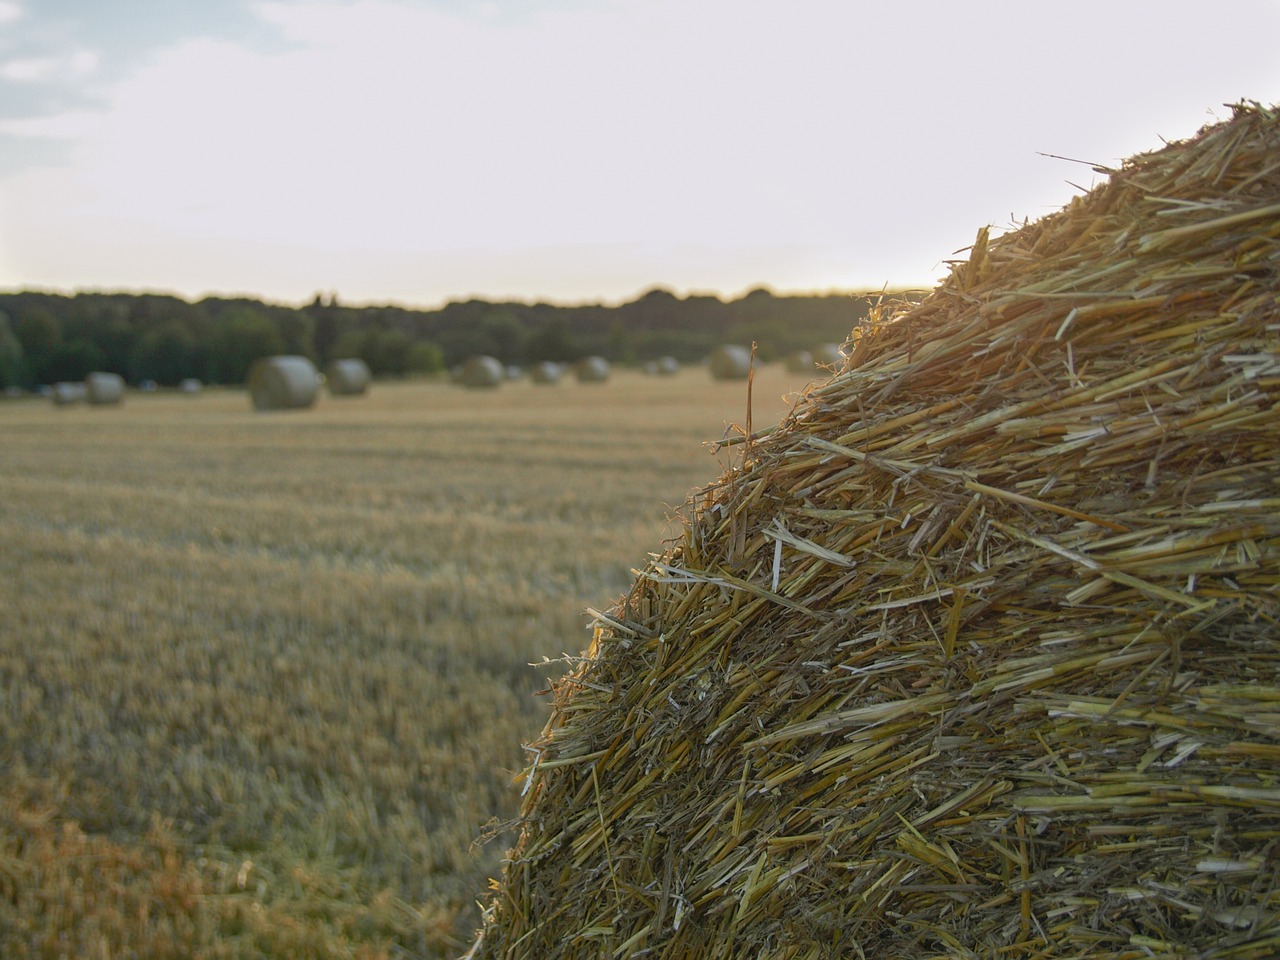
[0,365,817,958]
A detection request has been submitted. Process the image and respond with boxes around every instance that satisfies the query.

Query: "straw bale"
[51,381,86,405]
[532,361,564,385]
[325,358,371,395]
[462,355,506,388]
[576,356,611,383]
[85,371,125,405]
[812,342,846,369]
[658,356,680,376]
[786,350,815,373]
[470,103,1280,959]
[247,355,319,410]
[179,378,202,395]
[710,343,753,380]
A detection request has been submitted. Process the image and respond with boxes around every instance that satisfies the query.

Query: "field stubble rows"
[0,366,816,958]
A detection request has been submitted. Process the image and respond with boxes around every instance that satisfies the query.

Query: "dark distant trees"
[330,327,415,377]
[0,286,882,390]
[0,312,25,388]
[45,339,108,383]
[131,322,202,386]
[208,307,285,384]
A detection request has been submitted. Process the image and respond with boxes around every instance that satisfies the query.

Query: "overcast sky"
[1,0,1278,308]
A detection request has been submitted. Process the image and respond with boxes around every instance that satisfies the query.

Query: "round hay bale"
[657,355,679,376]
[51,381,85,405]
[506,364,524,381]
[461,355,505,388]
[470,103,1280,959]
[179,378,203,395]
[325,357,372,396]
[785,349,814,373]
[530,361,563,385]
[709,343,752,380]
[812,341,846,370]
[575,356,610,383]
[247,355,319,411]
[84,371,125,405]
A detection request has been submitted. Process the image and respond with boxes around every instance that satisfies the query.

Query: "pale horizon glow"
[1,0,1279,309]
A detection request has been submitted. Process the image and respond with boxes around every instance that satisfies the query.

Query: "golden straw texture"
[469,102,1280,959]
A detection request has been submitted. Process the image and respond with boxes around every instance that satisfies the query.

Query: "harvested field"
[0,364,821,958]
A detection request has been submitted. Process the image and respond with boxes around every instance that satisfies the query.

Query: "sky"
[1,1,1278,309]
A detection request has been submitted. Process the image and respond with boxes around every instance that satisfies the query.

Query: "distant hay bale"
[461,355,505,388]
[85,372,125,405]
[530,361,563,385]
[179,378,203,395]
[812,341,846,369]
[325,358,372,396]
[708,343,752,380]
[506,364,524,381]
[469,103,1280,959]
[785,349,814,372]
[657,355,679,376]
[247,355,320,411]
[51,382,86,405]
[575,356,611,383]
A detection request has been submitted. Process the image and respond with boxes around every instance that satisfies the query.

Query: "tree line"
[0,286,911,390]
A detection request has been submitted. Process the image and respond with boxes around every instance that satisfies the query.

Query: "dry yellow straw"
[468,101,1280,960]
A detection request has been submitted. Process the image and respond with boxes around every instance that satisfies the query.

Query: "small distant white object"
[179,378,203,395]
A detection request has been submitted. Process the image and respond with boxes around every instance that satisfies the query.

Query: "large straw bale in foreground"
[470,103,1280,959]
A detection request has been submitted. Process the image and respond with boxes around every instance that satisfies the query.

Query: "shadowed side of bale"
[248,356,319,411]
[468,103,1280,960]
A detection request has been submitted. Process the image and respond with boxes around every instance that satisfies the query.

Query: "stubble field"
[0,364,820,958]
